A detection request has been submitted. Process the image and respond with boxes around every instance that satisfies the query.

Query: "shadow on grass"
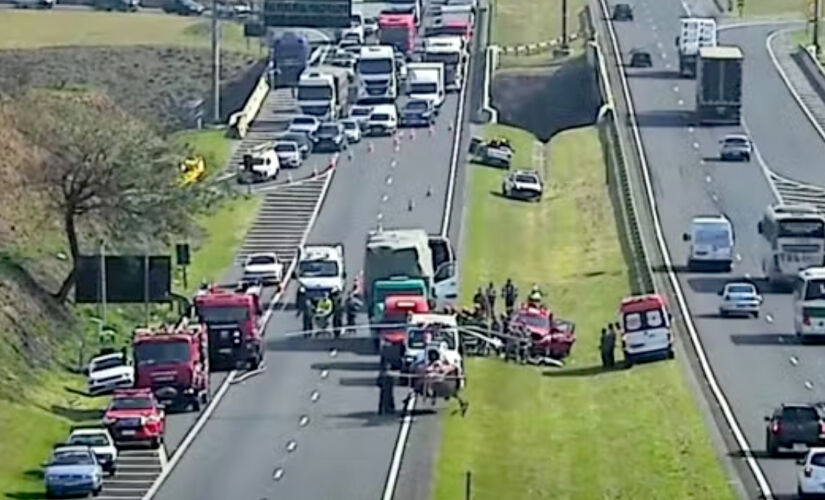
[22,470,43,481]
[5,493,46,500]
[48,405,104,422]
[542,363,629,377]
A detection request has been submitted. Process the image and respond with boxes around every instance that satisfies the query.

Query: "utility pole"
[815,0,822,57]
[211,0,221,123]
[99,240,107,327]
[561,0,569,49]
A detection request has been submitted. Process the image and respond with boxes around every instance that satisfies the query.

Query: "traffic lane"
[152,95,462,499]
[616,1,825,494]
[720,24,825,187]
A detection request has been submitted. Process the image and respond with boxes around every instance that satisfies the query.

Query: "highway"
[151,90,468,500]
[601,0,825,496]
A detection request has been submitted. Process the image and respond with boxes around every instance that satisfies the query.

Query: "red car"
[508,304,576,359]
[102,388,166,448]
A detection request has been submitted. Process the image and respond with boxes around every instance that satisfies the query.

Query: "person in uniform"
[376,362,395,415]
[473,287,486,317]
[331,289,343,338]
[601,325,616,369]
[484,282,497,320]
[345,290,362,334]
[502,279,518,315]
[302,297,314,334]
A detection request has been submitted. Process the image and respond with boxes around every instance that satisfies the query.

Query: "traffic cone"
[409,130,415,140]
[426,185,432,197]
[348,150,354,161]
[428,125,434,136]
[408,198,414,211]
[288,173,293,183]
[448,123,453,132]
[368,142,374,153]
[391,159,397,168]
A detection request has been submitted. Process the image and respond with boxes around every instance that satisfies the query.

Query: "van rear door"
[622,308,670,357]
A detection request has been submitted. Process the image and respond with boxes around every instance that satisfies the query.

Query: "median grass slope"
[431,125,735,500]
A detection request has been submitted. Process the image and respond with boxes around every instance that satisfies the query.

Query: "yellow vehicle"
[180,156,206,186]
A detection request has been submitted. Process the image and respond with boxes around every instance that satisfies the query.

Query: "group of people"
[599,322,623,369]
[471,278,531,321]
[299,286,363,337]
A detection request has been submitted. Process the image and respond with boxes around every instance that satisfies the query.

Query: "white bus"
[356,45,398,103]
[793,267,825,341]
[758,204,825,286]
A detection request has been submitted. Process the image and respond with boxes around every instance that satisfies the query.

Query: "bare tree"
[12,91,221,302]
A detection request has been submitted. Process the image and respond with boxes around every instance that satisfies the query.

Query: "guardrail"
[794,44,825,104]
[588,34,655,294]
[227,73,269,139]
[498,32,583,56]
[481,45,499,123]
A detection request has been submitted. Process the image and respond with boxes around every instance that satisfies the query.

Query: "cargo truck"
[272,32,312,87]
[423,36,464,91]
[675,17,716,78]
[297,65,353,120]
[406,62,446,108]
[695,46,743,126]
[194,283,264,370]
[379,12,417,54]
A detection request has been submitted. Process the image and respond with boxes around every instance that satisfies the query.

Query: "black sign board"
[75,255,172,304]
[263,0,351,28]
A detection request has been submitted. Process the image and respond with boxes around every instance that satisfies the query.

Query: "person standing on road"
[502,278,517,315]
[376,362,395,415]
[485,282,497,320]
[345,289,361,334]
[331,289,344,337]
[302,297,314,334]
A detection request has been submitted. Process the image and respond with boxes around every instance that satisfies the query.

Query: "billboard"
[75,255,172,304]
[262,0,351,28]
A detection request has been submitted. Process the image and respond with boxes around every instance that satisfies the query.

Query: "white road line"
[765,28,825,143]
[596,0,775,497]
[143,170,336,500]
[790,356,799,366]
[381,395,417,500]
[157,446,167,469]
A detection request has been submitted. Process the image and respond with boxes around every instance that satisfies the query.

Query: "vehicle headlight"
[140,416,148,425]
[233,330,241,338]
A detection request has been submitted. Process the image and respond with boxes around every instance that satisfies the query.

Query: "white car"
[341,119,362,143]
[719,133,752,161]
[273,141,302,169]
[502,169,543,201]
[718,282,762,318]
[67,428,118,475]
[288,116,321,137]
[366,104,398,136]
[364,16,379,36]
[242,252,285,286]
[349,105,374,130]
[342,26,365,45]
[87,352,134,396]
[798,448,825,497]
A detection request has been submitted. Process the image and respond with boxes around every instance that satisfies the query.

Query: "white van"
[238,144,280,184]
[682,214,734,271]
[366,104,398,136]
[793,267,825,341]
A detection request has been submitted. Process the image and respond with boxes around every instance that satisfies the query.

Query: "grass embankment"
[1,130,260,499]
[431,125,735,500]
[739,0,805,18]
[0,11,259,52]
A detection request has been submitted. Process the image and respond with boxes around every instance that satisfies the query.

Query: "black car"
[274,132,313,158]
[612,3,633,21]
[765,404,825,456]
[629,49,652,68]
[400,99,436,127]
[313,123,348,152]
[94,0,139,11]
[162,0,204,15]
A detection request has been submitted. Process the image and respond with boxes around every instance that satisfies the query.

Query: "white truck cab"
[406,62,446,108]
[296,244,346,304]
[682,214,734,271]
[404,313,461,370]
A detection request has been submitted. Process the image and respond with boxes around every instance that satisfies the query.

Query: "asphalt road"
[607,0,825,496]
[152,92,467,500]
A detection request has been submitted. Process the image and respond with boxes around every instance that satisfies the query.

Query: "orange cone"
[368,142,374,153]
[409,130,415,140]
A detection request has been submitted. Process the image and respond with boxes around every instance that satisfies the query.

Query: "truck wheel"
[667,349,675,359]
[191,395,201,412]
[150,437,161,449]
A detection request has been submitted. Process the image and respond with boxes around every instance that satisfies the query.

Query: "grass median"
[431,124,735,500]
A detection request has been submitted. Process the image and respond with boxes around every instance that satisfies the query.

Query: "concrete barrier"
[227,72,269,139]
[794,44,825,104]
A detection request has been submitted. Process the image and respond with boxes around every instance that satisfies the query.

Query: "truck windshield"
[804,279,825,300]
[359,59,394,74]
[298,260,339,277]
[298,86,332,100]
[779,220,825,238]
[408,328,456,349]
[197,306,249,323]
[425,52,460,64]
[410,82,438,94]
[135,341,190,365]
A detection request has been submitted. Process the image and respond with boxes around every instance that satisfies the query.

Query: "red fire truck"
[194,283,264,370]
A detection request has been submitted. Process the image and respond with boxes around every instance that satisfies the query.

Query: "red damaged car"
[508,303,576,359]
[102,388,166,448]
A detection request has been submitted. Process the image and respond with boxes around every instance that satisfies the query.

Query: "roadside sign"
[262,0,351,28]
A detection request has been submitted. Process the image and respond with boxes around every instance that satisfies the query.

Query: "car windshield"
[342,121,357,130]
[410,83,438,94]
[406,101,428,111]
[275,143,297,153]
[517,314,550,329]
[110,397,153,410]
[319,125,340,135]
[372,113,390,121]
[358,59,394,74]
[247,255,276,265]
[52,451,95,466]
[812,453,825,467]
[135,341,190,365]
[727,285,754,295]
[407,328,456,349]
[197,305,249,323]
[292,118,315,126]
[69,434,110,447]
[298,260,339,277]
[91,357,125,372]
[780,406,818,422]
[724,137,748,145]
[515,174,538,183]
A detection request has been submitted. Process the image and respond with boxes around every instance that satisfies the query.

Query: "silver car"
[719,134,752,161]
[718,282,762,318]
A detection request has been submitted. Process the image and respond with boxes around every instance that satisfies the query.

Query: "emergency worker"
[473,287,486,316]
[302,297,314,333]
[601,325,616,369]
[502,279,517,314]
[484,282,497,319]
[345,290,361,333]
[331,289,343,337]
[376,362,395,415]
